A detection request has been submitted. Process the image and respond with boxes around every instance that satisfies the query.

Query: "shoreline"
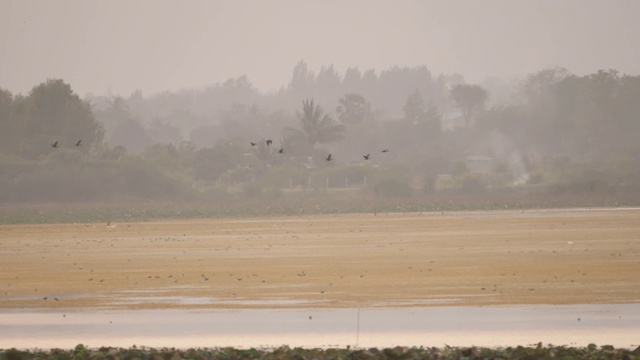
[2,303,639,350]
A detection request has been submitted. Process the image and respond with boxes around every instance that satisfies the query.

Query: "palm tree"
[285,99,345,150]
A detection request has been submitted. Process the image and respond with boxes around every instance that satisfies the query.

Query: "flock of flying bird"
[251,139,389,162]
[51,138,389,161]
[51,140,82,148]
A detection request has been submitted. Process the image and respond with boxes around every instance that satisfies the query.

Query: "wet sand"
[1,208,639,310]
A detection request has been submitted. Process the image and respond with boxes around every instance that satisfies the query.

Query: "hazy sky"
[1,0,639,97]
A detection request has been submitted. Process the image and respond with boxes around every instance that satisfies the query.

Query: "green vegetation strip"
[3,192,640,225]
[2,344,639,360]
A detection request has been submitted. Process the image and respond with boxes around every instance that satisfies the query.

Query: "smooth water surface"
[1,304,638,349]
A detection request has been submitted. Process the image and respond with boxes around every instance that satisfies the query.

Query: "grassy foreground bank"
[2,344,639,360]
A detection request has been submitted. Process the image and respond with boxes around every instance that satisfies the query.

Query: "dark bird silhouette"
[363,154,370,160]
[278,148,284,154]
[381,149,389,153]
[52,141,59,148]
[266,139,273,146]
[326,154,332,161]
[250,142,257,146]
[75,140,82,146]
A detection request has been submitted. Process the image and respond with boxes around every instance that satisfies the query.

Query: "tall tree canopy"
[336,93,372,126]
[0,88,17,154]
[450,84,489,127]
[3,79,104,158]
[286,99,345,151]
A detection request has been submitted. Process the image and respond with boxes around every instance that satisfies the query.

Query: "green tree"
[0,88,16,154]
[618,74,640,158]
[100,96,131,128]
[522,67,569,103]
[403,89,426,125]
[450,84,489,127]
[519,68,571,158]
[18,79,104,158]
[342,67,362,91]
[517,69,640,165]
[279,131,313,158]
[219,103,261,140]
[109,118,153,153]
[337,93,372,126]
[553,69,630,162]
[285,99,345,154]
[96,96,152,153]
[192,140,246,182]
[0,88,12,121]
[402,89,442,140]
[147,117,183,144]
[289,61,315,94]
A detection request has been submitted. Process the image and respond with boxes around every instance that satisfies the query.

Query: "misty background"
[2,1,639,96]
[1,1,639,210]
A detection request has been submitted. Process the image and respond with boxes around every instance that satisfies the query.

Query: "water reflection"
[1,304,638,349]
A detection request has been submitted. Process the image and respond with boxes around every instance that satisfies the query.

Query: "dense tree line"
[1,65,639,204]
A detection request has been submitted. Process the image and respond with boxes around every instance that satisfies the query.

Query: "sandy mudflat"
[1,208,639,310]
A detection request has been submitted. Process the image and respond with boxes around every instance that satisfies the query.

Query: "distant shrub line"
[1,192,639,224]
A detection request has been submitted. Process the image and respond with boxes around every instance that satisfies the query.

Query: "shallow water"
[1,303,639,349]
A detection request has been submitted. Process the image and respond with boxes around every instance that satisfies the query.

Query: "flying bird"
[75,140,82,146]
[326,154,332,161]
[52,141,59,148]
[363,154,370,160]
[266,140,273,146]
[381,149,389,153]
